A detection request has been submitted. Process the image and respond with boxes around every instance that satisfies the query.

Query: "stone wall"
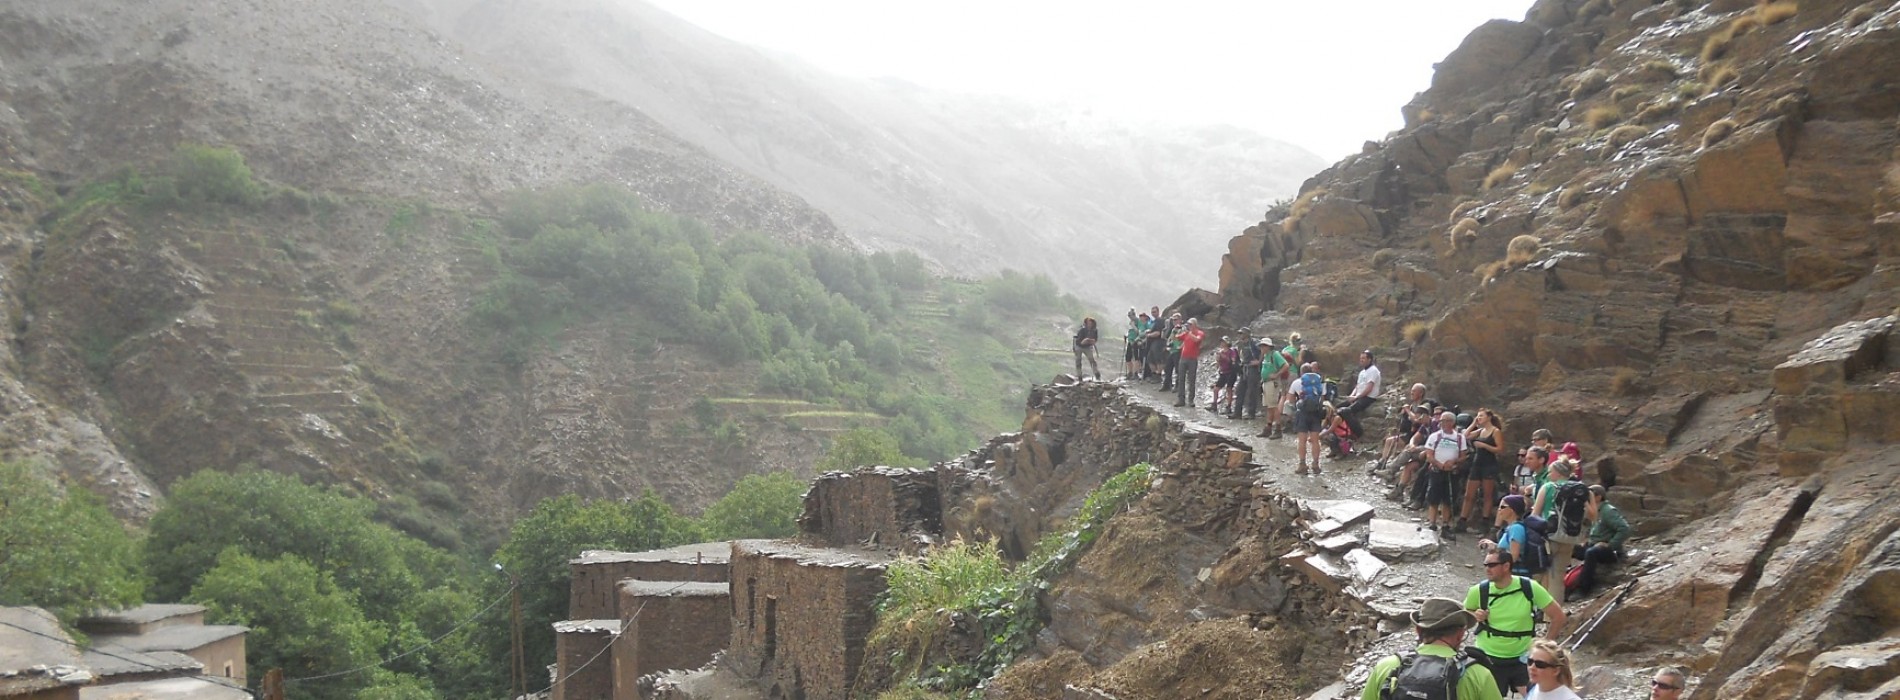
[570,543,730,620]
[611,581,729,700]
[724,540,891,700]
[553,619,620,700]
[798,467,941,551]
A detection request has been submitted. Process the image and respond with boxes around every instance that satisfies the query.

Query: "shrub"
[1482,162,1521,190]
[1532,126,1559,148]
[1584,105,1624,131]
[1301,305,1324,321]
[1702,118,1738,149]
[165,144,264,207]
[1846,5,1876,27]
[0,461,146,621]
[1570,70,1609,100]
[1610,85,1642,103]
[1676,81,1708,99]
[1281,187,1328,234]
[1371,248,1398,269]
[1700,61,1740,87]
[1402,321,1433,345]
[1449,218,1481,250]
[1449,200,1480,224]
[1636,59,1680,82]
[1635,98,1682,124]
[1506,235,1542,265]
[699,472,807,540]
[1558,186,1588,209]
[1610,367,1643,395]
[1475,260,1511,283]
[1756,2,1798,27]
[1701,26,1738,63]
[1607,124,1648,149]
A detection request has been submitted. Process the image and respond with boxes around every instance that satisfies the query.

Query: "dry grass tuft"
[1449,217,1481,250]
[1483,162,1521,190]
[1532,126,1560,148]
[1607,124,1648,149]
[1281,187,1328,233]
[1699,61,1740,88]
[1492,113,1512,125]
[1771,93,1807,120]
[1610,367,1643,396]
[1506,235,1542,265]
[1637,60,1680,82]
[1301,305,1324,321]
[1449,200,1480,224]
[1475,260,1511,283]
[1846,5,1877,28]
[1372,248,1398,269]
[1701,26,1738,63]
[1584,104,1624,131]
[1570,70,1610,100]
[1635,98,1682,124]
[1611,85,1643,103]
[1702,118,1738,149]
[1676,81,1709,100]
[1558,185,1588,209]
[1402,320,1434,345]
[1756,2,1799,27]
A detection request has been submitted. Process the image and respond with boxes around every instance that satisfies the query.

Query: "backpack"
[1299,373,1325,412]
[1554,481,1591,538]
[1477,576,1543,639]
[1379,651,1474,700]
[1513,518,1552,574]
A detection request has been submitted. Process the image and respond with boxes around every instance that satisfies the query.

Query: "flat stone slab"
[1344,548,1388,584]
[1368,518,1442,560]
[1308,518,1349,537]
[1281,549,1348,595]
[1313,533,1360,553]
[1306,499,1377,528]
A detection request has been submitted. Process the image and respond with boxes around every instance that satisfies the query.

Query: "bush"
[699,472,808,540]
[1702,119,1738,149]
[0,461,146,621]
[1569,70,1609,100]
[165,144,264,207]
[1281,188,1328,234]
[1606,124,1648,149]
[1584,105,1623,131]
[1402,321,1433,345]
[1482,162,1521,190]
[1506,235,1542,265]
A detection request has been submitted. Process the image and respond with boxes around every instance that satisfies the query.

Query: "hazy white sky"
[644,0,1537,160]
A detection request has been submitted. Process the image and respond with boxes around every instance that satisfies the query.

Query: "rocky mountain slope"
[404,0,1325,309]
[1194,0,1899,695]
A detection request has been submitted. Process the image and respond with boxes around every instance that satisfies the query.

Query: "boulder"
[1427,20,1546,103]
[1305,500,1376,529]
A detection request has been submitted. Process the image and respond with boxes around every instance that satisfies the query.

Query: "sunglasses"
[1528,658,1561,669]
[1484,561,1509,568]
[1650,680,1682,691]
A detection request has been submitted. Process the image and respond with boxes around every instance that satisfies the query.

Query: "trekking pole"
[1566,579,1638,650]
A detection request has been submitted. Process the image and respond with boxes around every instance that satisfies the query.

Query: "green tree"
[189,550,383,700]
[816,428,912,472]
[698,472,808,540]
[165,144,264,207]
[492,491,700,674]
[0,461,145,622]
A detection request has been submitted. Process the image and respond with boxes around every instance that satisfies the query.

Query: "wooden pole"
[511,584,526,699]
[261,668,285,700]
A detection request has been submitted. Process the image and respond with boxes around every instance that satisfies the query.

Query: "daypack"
[1477,576,1543,639]
[1299,373,1325,412]
[1554,481,1591,538]
[1514,517,1553,573]
[1379,651,1474,700]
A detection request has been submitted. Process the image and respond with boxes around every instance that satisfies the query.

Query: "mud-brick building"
[553,619,621,700]
[724,540,892,700]
[798,467,942,552]
[570,543,730,620]
[610,581,729,700]
[79,604,247,685]
[0,607,89,700]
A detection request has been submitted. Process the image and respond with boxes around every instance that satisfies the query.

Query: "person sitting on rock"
[1568,484,1629,601]
[1648,667,1689,699]
[1360,597,1502,700]
[1319,403,1355,459]
[1465,551,1566,698]
[1336,349,1382,438]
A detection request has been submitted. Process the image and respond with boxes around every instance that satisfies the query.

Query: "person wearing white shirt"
[1338,349,1382,440]
[1526,640,1584,700]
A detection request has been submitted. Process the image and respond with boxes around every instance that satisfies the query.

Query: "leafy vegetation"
[0,461,146,623]
[870,463,1155,693]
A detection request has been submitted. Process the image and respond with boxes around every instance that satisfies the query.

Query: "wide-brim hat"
[1411,597,1477,634]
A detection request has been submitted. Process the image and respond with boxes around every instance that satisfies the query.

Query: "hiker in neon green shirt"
[1465,550,1566,697]
[1361,597,1502,700]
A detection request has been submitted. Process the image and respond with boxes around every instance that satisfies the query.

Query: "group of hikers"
[1072,309,1657,698]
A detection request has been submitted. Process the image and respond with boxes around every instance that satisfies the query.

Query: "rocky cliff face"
[1202,0,1900,695]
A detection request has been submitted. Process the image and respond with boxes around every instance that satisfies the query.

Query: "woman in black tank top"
[1460,408,1506,533]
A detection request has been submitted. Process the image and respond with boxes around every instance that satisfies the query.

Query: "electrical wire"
[285,579,519,685]
[523,579,696,697]
[0,617,252,694]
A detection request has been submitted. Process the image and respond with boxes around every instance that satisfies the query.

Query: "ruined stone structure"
[723,540,891,700]
[611,581,729,700]
[570,543,730,620]
[797,467,941,551]
[553,620,620,700]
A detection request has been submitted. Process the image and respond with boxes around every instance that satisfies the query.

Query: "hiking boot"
[1310,463,1323,475]
[1295,464,1309,476]
[1172,400,1186,407]
[1269,426,1282,440]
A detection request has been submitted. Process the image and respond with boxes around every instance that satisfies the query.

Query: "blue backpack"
[1515,516,1553,574]
[1299,373,1325,412]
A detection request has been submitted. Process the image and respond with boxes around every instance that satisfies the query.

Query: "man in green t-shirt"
[1258,339,1291,439]
[1464,551,1567,696]
[1361,597,1502,700]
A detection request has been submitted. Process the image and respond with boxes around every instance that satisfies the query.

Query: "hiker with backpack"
[1483,495,1552,578]
[1232,334,1263,419]
[1293,362,1327,475]
[1567,484,1629,601]
[1534,460,1592,603]
[1072,316,1101,381]
[1465,551,1567,697]
[1422,413,1468,538]
[1210,337,1238,413]
[1258,337,1292,438]
[1361,597,1503,700]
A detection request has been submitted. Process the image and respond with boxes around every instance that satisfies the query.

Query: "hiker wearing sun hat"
[1361,598,1502,700]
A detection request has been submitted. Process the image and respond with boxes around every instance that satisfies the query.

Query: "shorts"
[1292,407,1324,434]
[1469,458,1500,482]
[1469,648,1530,694]
[1263,377,1284,402]
[1124,344,1138,362]
[1424,469,1454,506]
[1216,369,1238,388]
